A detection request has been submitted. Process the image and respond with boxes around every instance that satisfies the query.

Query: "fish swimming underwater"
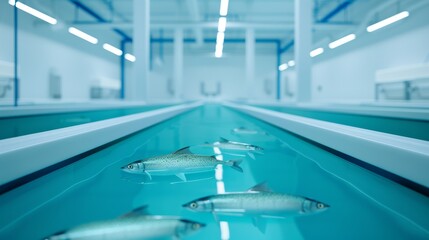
[201,138,264,159]
[231,127,268,136]
[183,182,329,217]
[44,206,205,240]
[121,146,243,181]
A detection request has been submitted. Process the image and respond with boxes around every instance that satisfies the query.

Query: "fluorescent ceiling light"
[367,11,409,32]
[215,51,223,58]
[14,1,57,25]
[279,63,288,71]
[216,32,225,45]
[288,60,295,67]
[68,27,98,44]
[219,0,229,16]
[329,34,356,49]
[125,53,136,62]
[9,0,16,6]
[103,43,123,56]
[310,48,324,57]
[218,17,227,32]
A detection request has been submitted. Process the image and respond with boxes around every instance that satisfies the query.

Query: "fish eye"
[317,203,324,209]
[190,202,198,209]
[192,223,200,230]
[127,164,134,170]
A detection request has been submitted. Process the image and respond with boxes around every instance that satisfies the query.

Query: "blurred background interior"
[1,0,428,105]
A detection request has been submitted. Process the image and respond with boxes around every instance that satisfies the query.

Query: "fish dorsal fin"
[120,205,150,218]
[248,182,272,192]
[173,146,192,155]
[219,137,230,143]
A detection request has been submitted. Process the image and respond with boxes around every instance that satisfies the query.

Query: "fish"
[121,146,243,181]
[183,182,329,218]
[231,127,268,136]
[211,138,264,151]
[201,138,264,159]
[44,206,205,240]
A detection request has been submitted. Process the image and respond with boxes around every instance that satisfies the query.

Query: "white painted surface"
[294,0,312,102]
[174,29,184,99]
[245,28,255,97]
[0,102,202,186]
[91,77,120,89]
[0,60,14,78]
[132,0,150,101]
[243,100,429,121]
[225,102,429,188]
[0,101,151,118]
[0,0,121,103]
[376,63,429,83]
[312,6,429,102]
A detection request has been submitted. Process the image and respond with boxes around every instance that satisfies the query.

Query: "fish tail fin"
[224,159,243,173]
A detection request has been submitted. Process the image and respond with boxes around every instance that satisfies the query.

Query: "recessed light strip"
[11,1,57,25]
[68,27,98,44]
[279,63,288,71]
[218,17,227,33]
[329,34,356,49]
[367,11,409,32]
[310,48,324,57]
[103,43,123,56]
[125,53,136,62]
[219,0,229,16]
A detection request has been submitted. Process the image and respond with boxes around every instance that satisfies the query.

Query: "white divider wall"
[224,102,429,188]
[0,102,202,187]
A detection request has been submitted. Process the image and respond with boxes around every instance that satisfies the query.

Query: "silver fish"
[183,183,329,217]
[208,138,264,152]
[232,127,268,136]
[121,146,243,181]
[200,138,264,160]
[44,206,205,240]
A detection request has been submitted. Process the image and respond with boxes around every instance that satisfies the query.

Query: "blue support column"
[276,41,281,101]
[150,36,153,71]
[120,40,126,99]
[14,4,18,107]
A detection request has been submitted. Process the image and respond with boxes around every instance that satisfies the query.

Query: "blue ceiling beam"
[69,0,131,41]
[319,0,355,23]
[280,0,355,55]
[125,38,280,44]
[279,40,294,54]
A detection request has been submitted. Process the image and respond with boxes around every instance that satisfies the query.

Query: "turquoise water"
[256,105,429,141]
[0,104,172,140]
[0,104,428,239]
